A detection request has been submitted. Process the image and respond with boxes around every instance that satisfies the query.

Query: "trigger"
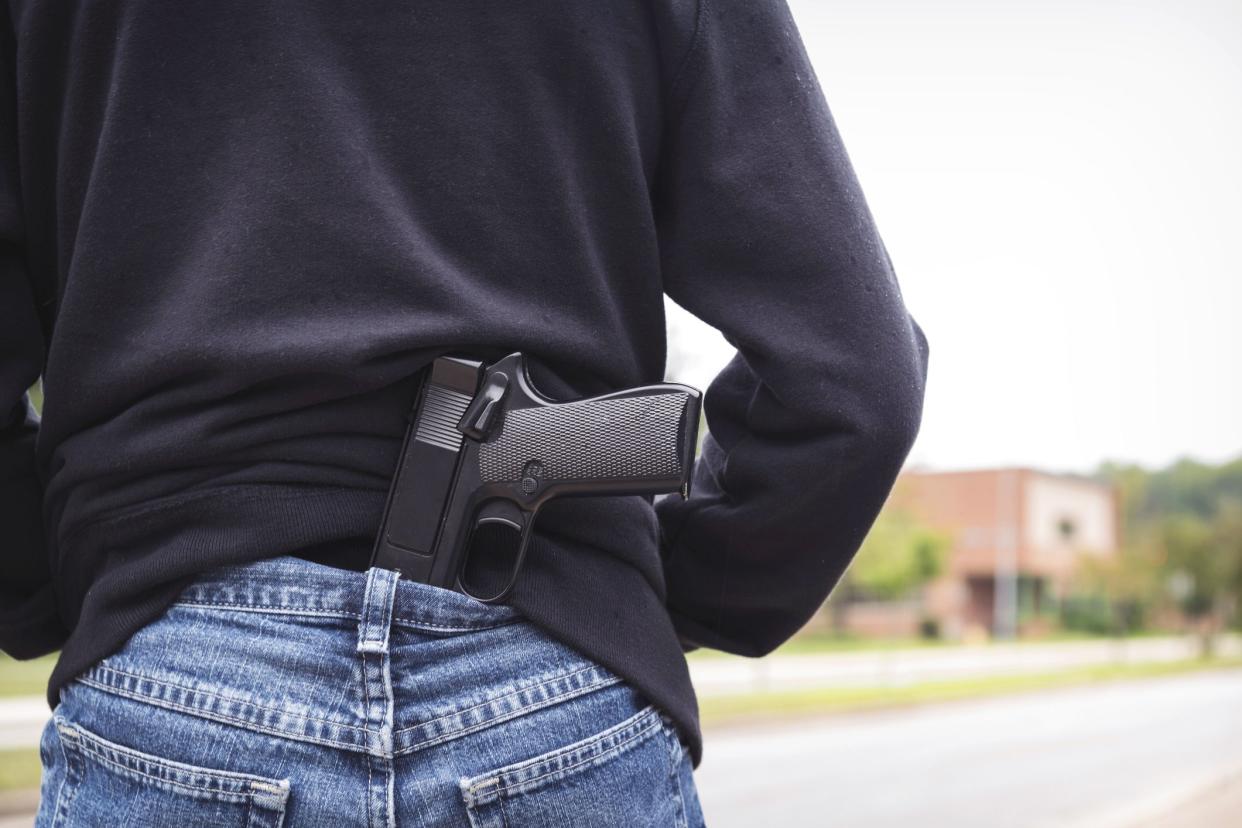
[477,514,521,532]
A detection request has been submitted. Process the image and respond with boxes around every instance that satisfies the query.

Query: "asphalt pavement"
[693,668,1242,828]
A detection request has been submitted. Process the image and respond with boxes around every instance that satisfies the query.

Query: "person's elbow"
[866,313,929,470]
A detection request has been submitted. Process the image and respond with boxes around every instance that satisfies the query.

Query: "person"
[1,0,929,824]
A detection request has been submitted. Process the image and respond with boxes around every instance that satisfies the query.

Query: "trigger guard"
[457,500,534,603]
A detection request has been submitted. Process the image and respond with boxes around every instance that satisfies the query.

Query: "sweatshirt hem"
[45,482,705,768]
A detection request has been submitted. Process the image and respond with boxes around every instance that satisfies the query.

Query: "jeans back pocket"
[459,704,688,827]
[38,716,290,828]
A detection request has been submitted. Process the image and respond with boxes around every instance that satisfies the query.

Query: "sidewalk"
[687,634,1242,697]
[1131,769,1242,828]
[0,792,37,827]
[0,696,45,752]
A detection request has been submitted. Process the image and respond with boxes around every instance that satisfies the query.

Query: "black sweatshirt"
[1,0,928,768]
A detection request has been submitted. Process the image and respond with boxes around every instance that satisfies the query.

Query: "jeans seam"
[358,567,397,828]
[173,602,359,620]
[363,652,375,828]
[499,712,662,794]
[74,676,367,752]
[664,718,688,828]
[170,602,521,633]
[462,705,663,804]
[48,715,73,827]
[389,616,524,634]
[82,665,371,731]
[76,657,621,760]
[403,676,624,755]
[394,667,623,756]
[55,723,279,802]
[396,664,607,736]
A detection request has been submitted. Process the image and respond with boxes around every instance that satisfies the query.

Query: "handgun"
[369,351,702,603]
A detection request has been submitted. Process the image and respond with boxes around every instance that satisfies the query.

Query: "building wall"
[1022,473,1118,579]
[874,466,1120,639]
[839,600,924,638]
[889,469,1017,576]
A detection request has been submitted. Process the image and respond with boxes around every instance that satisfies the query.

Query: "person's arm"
[0,17,64,659]
[653,0,930,656]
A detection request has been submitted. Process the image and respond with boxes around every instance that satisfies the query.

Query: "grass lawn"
[0,749,41,794]
[0,655,56,699]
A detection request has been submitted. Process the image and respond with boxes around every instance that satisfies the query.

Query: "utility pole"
[994,468,1020,639]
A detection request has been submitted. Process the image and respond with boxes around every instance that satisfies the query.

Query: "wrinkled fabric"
[2,0,928,769]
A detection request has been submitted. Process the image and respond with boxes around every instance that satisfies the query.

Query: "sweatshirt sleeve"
[653,0,930,656]
[0,18,64,659]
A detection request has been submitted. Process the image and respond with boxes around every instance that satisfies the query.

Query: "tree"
[1072,527,1164,635]
[1142,495,1242,654]
[846,507,950,601]
[1094,454,1242,648]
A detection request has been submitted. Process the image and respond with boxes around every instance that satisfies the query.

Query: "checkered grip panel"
[478,392,689,483]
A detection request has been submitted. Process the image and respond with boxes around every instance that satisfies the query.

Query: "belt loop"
[358,567,400,655]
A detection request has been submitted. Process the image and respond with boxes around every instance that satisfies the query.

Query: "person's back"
[1,0,929,823]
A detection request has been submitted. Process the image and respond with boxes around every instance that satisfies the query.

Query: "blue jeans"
[36,556,706,826]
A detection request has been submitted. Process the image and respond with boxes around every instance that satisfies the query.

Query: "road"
[693,668,1242,828]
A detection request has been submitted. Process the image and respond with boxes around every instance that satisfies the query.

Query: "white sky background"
[664,0,1242,476]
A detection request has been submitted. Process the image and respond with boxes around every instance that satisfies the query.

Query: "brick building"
[879,467,1122,639]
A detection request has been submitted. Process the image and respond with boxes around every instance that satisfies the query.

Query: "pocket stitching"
[660,718,689,828]
[54,718,290,806]
[170,601,522,633]
[661,715,685,766]
[81,663,371,730]
[396,664,623,754]
[461,704,663,806]
[47,716,77,827]
[74,674,366,753]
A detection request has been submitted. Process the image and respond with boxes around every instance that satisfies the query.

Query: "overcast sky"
[665,0,1241,476]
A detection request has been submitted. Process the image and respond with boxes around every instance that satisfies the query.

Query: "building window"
[1057,516,1077,541]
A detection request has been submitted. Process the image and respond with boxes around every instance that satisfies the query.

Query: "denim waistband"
[67,552,635,765]
[172,554,524,633]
